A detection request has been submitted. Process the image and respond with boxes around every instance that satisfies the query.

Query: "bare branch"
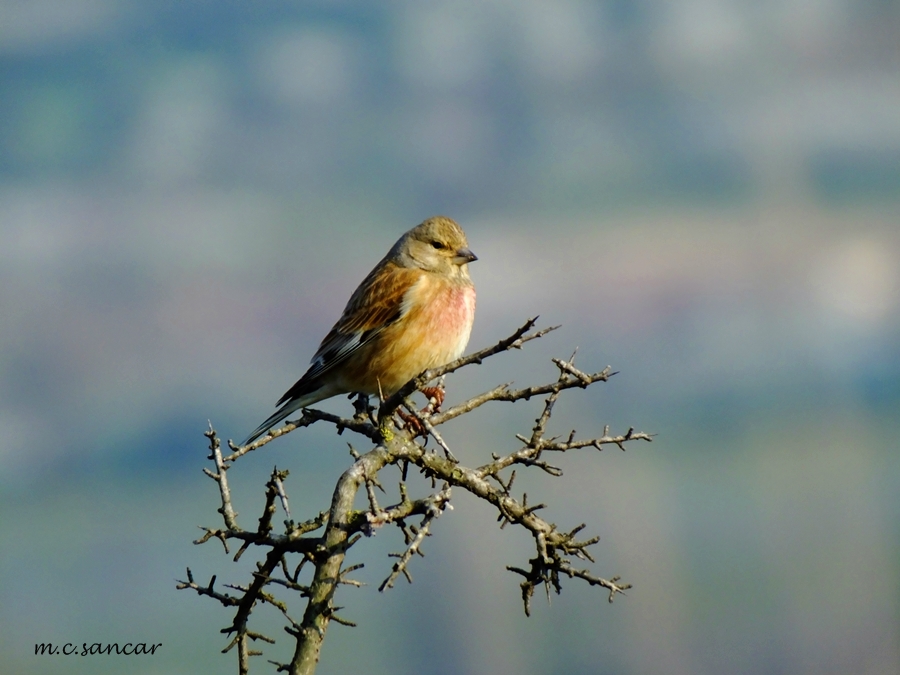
[430,365,615,426]
[182,319,650,674]
[176,568,241,607]
[204,423,239,529]
[379,486,452,591]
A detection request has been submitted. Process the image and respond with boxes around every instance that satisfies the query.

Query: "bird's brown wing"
[276,261,421,406]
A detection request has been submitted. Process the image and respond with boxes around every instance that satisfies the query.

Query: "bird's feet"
[421,385,445,411]
[352,393,377,424]
[397,408,427,438]
[397,383,446,438]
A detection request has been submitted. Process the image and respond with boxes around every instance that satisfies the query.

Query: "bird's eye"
[430,241,445,249]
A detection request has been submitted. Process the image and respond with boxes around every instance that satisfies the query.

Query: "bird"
[242,216,477,446]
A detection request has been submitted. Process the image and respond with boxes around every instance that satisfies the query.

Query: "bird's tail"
[241,402,300,446]
[241,376,347,446]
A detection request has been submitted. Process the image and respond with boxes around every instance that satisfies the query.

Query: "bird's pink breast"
[356,275,475,394]
[429,283,475,359]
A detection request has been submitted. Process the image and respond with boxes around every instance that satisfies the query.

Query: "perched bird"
[242,216,477,445]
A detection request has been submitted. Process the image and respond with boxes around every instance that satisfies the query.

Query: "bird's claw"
[397,408,428,438]
[421,385,445,411]
[397,383,445,439]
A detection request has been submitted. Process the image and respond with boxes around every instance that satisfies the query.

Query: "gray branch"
[180,320,651,675]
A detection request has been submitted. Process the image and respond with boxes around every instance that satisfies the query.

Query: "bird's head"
[395,216,477,276]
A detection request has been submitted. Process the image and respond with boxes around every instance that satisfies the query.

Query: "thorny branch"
[179,318,652,675]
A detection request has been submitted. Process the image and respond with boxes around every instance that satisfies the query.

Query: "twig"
[379,486,452,591]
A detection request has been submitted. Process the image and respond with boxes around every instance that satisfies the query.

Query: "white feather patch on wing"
[304,332,364,380]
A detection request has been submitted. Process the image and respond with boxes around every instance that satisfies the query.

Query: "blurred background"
[1,1,899,673]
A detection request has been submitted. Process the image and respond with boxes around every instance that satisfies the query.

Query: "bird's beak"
[453,248,478,264]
